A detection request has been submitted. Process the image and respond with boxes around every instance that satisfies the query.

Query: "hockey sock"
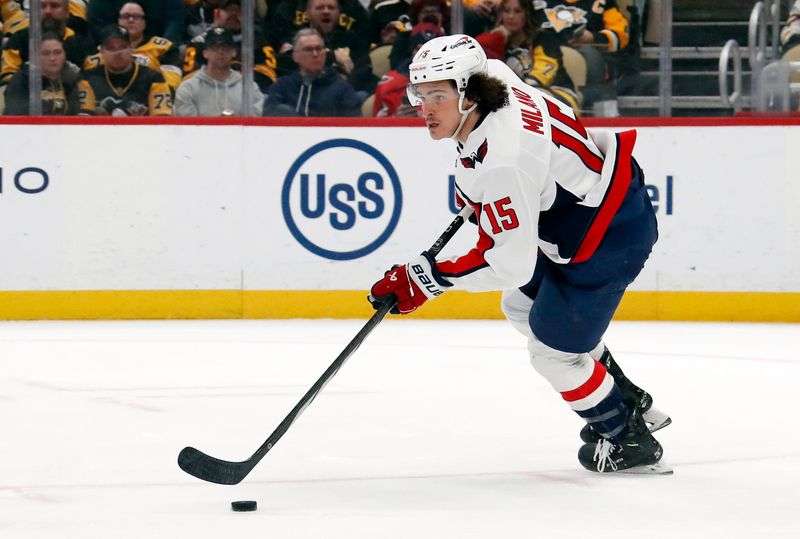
[560,359,631,440]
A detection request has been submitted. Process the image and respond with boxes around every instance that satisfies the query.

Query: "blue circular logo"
[282,139,403,260]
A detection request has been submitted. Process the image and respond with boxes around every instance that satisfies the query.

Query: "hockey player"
[368,34,671,473]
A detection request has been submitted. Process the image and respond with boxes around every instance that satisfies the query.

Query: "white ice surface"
[1,319,798,538]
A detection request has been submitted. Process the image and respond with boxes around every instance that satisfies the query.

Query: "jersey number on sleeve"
[545,98,604,174]
[483,197,519,234]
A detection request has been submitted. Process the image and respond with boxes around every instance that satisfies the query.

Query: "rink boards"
[0,117,798,321]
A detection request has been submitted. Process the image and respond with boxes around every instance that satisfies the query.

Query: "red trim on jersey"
[571,129,636,264]
[454,191,466,209]
[436,199,494,278]
[545,98,588,138]
[550,127,604,174]
[561,360,608,403]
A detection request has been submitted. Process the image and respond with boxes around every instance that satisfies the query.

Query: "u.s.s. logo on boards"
[281,139,402,260]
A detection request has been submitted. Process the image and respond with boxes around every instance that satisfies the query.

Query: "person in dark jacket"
[4,32,90,115]
[272,0,376,93]
[264,28,360,116]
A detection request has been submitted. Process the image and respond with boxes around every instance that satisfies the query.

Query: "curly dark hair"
[463,73,509,114]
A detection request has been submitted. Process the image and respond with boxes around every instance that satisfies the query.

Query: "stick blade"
[178,446,249,485]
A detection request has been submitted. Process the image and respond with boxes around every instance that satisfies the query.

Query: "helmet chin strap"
[449,93,477,141]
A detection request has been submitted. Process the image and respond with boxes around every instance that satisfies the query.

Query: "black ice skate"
[578,409,672,474]
[579,349,672,443]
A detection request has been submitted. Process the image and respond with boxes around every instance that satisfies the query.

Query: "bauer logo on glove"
[368,253,452,314]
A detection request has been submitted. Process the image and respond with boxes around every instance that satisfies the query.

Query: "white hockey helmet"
[406,34,488,137]
[406,34,488,106]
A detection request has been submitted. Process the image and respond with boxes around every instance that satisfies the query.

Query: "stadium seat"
[560,46,587,88]
[369,45,393,79]
[361,93,375,117]
[783,45,800,84]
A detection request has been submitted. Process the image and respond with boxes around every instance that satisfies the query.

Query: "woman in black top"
[4,32,87,115]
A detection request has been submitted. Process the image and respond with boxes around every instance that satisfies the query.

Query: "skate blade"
[617,461,674,475]
[643,407,672,433]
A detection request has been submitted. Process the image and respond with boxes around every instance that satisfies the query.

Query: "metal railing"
[747,0,783,104]
[719,39,744,112]
[27,0,43,116]
[719,0,800,113]
[659,0,673,116]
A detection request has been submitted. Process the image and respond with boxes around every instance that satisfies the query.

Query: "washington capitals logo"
[450,36,472,49]
[459,139,489,169]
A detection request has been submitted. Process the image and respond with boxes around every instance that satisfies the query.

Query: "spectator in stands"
[264,28,361,116]
[0,0,90,37]
[1,0,31,37]
[185,0,225,40]
[476,0,580,112]
[463,0,499,37]
[88,0,185,46]
[312,0,375,92]
[175,27,263,115]
[781,1,800,55]
[266,0,370,54]
[271,0,376,93]
[82,25,172,115]
[3,31,90,115]
[371,22,442,117]
[84,2,183,91]
[183,0,277,93]
[408,0,448,30]
[533,0,629,115]
[368,0,411,47]
[1,0,92,86]
[389,0,448,69]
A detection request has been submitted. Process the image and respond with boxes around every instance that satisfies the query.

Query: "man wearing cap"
[182,0,277,93]
[82,24,172,115]
[175,27,263,116]
[83,2,183,91]
[1,0,92,85]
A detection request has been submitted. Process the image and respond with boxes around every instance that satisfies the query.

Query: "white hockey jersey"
[437,60,638,292]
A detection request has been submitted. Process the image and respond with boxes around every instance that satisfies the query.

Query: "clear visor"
[406,82,462,108]
[406,83,423,107]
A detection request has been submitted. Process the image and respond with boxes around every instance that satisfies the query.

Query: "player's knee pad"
[501,288,534,339]
[527,336,595,393]
[588,341,605,360]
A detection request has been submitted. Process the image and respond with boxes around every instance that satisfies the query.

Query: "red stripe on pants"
[560,360,607,402]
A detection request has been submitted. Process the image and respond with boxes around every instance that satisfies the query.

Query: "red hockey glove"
[368,253,452,314]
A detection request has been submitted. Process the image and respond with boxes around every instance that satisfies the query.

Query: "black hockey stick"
[178,206,473,485]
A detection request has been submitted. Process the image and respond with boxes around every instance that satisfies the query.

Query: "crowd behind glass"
[2,0,799,117]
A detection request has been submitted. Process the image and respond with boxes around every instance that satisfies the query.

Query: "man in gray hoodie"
[174,27,263,116]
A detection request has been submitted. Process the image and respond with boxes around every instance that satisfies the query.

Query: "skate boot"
[578,408,671,474]
[579,349,671,443]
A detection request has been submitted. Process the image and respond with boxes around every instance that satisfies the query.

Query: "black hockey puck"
[231,500,257,512]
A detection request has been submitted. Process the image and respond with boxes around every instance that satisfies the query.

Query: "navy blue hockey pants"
[521,161,659,354]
